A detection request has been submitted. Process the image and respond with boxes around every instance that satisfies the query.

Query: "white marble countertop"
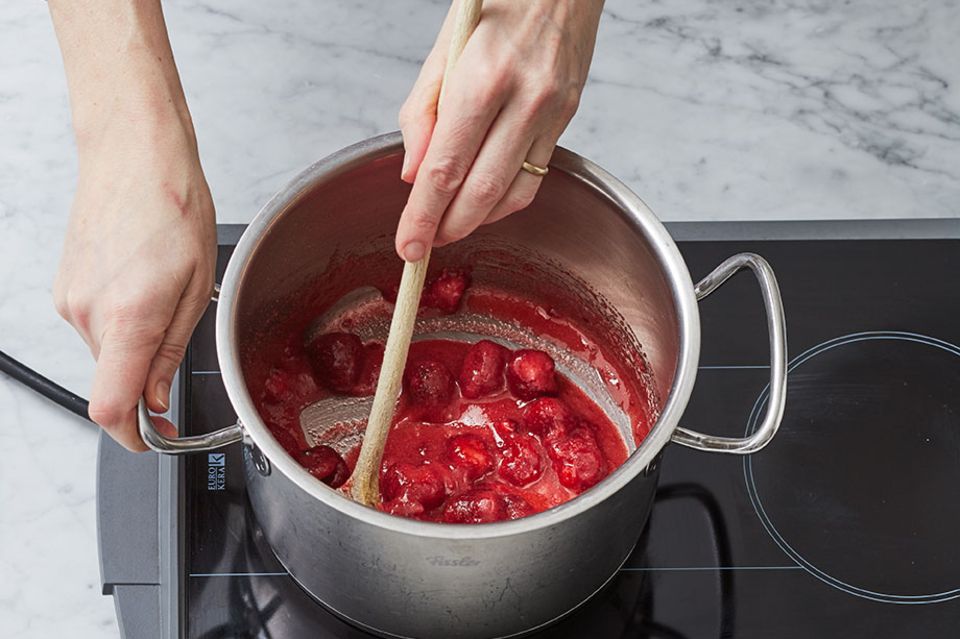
[1,1,957,636]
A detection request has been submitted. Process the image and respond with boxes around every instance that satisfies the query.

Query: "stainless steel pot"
[138,132,787,638]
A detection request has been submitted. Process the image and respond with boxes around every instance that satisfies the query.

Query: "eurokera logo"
[207,453,226,491]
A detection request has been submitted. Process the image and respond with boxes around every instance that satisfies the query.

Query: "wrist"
[69,33,197,156]
[73,80,197,161]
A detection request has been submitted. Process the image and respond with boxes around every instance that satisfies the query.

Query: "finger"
[399,50,447,183]
[483,133,558,226]
[144,277,211,414]
[434,106,535,246]
[398,1,457,183]
[394,65,506,261]
[149,414,179,440]
[399,64,442,184]
[88,317,168,452]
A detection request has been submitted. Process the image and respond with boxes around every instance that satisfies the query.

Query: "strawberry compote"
[252,269,635,524]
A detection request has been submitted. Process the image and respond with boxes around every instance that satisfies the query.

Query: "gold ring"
[521,160,549,177]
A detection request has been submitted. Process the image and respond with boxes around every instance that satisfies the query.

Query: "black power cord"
[0,349,91,421]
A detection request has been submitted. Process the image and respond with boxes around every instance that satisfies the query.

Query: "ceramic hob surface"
[98,221,960,639]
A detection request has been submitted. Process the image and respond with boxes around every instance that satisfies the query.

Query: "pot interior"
[232,140,682,462]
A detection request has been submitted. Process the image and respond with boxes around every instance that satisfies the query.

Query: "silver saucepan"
[138,132,786,639]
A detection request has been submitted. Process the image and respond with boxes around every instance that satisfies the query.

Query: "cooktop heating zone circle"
[744,331,960,604]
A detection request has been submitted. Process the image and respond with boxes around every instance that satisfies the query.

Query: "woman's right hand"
[53,111,217,451]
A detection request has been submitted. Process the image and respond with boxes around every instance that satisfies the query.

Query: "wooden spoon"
[351,0,483,507]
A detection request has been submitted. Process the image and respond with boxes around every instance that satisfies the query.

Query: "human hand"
[50,0,217,451]
[53,114,216,451]
[395,0,604,261]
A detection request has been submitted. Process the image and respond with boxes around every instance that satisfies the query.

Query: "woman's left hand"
[395,0,605,262]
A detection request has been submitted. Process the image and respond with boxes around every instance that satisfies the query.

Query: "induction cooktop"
[97,219,960,638]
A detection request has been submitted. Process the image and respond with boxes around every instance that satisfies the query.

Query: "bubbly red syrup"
[251,270,649,523]
[377,340,627,520]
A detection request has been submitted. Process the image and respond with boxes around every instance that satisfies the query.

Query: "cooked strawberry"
[403,358,457,422]
[381,462,447,510]
[502,492,534,520]
[446,433,494,480]
[459,340,509,399]
[545,427,608,491]
[521,397,573,440]
[351,342,385,396]
[423,268,470,313]
[295,445,350,488]
[498,433,544,486]
[506,349,558,400]
[383,498,426,518]
[305,332,364,393]
[441,488,508,523]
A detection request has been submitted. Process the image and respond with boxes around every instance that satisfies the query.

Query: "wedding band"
[521,160,549,177]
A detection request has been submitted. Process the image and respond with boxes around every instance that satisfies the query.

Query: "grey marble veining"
[0,1,957,637]
[584,0,960,219]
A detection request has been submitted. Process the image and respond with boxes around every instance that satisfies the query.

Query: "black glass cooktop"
[175,226,960,638]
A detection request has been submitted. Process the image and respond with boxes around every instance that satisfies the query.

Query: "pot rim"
[216,131,701,540]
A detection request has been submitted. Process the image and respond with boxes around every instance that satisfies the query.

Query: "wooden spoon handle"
[351,0,482,507]
[350,256,429,506]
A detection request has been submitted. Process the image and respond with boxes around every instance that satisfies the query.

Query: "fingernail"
[156,381,170,411]
[402,241,426,262]
[401,152,411,179]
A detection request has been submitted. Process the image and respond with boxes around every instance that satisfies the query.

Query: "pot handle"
[671,253,787,454]
[137,283,245,454]
[138,399,244,454]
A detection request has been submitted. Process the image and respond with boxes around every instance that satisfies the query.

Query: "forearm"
[49,0,195,157]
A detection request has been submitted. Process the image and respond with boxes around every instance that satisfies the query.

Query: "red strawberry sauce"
[252,269,650,524]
